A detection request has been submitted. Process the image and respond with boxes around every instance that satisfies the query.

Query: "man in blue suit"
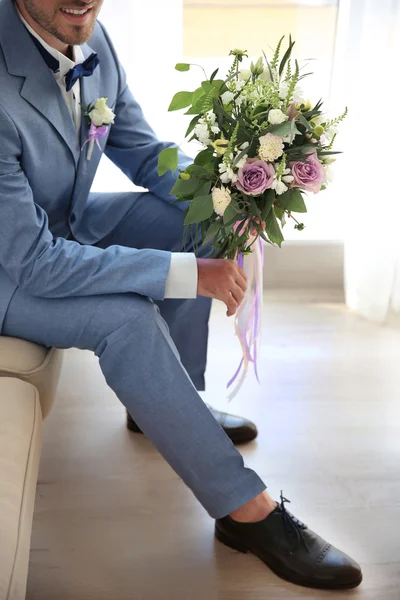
[0,0,362,590]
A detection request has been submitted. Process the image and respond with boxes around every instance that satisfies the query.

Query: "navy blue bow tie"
[29,34,99,92]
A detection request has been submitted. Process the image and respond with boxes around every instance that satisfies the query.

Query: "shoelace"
[279,491,310,552]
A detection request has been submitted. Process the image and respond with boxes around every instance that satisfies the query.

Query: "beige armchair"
[0,337,63,600]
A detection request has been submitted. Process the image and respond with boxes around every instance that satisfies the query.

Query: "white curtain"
[92,0,186,192]
[330,0,400,323]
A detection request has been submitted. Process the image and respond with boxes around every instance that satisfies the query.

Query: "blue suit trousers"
[2,192,266,518]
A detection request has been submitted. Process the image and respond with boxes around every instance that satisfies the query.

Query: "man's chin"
[57,25,95,47]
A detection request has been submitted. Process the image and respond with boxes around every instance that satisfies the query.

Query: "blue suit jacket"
[0,0,190,332]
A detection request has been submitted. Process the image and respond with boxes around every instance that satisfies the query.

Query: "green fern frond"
[270,35,285,70]
[326,132,337,150]
[285,59,292,81]
[285,59,300,106]
[326,106,348,128]
[224,122,240,165]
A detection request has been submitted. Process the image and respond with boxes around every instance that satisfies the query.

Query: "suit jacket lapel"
[78,43,101,152]
[0,0,80,167]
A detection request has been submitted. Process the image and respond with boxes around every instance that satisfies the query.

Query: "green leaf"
[261,189,276,220]
[186,164,210,178]
[296,113,314,133]
[158,147,178,176]
[279,35,295,77]
[278,188,307,213]
[274,205,286,227]
[185,115,201,138]
[223,199,239,225]
[265,209,284,247]
[194,148,214,167]
[194,181,212,197]
[175,63,191,72]
[170,176,200,197]
[203,221,221,245]
[168,91,193,112]
[202,79,225,93]
[184,195,214,225]
[269,120,301,136]
[192,87,206,105]
[210,68,219,83]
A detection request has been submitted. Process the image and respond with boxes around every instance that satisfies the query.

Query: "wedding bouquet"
[158,36,347,398]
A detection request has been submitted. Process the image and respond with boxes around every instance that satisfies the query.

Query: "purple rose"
[289,151,326,194]
[236,160,275,196]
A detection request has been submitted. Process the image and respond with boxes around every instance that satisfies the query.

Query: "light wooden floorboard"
[27,296,400,599]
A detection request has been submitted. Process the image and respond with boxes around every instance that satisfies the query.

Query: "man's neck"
[15,0,70,56]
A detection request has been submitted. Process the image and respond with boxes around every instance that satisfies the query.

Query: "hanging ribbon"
[227,237,264,401]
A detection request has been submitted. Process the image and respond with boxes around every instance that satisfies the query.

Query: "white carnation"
[212,186,232,216]
[221,91,234,105]
[258,133,284,162]
[268,109,289,125]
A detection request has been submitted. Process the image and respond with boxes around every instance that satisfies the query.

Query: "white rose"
[212,186,232,216]
[239,68,251,81]
[268,109,289,125]
[89,97,115,126]
[221,91,234,105]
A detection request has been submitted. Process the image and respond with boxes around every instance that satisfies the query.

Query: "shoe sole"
[215,526,363,590]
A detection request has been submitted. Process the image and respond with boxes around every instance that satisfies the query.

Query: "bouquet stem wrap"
[227,238,265,400]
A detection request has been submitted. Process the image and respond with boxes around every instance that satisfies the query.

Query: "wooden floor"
[28,295,400,600]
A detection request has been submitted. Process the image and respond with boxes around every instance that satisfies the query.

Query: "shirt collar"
[17,7,85,81]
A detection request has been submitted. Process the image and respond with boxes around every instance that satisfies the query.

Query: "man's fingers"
[235,273,247,293]
[223,293,238,317]
[230,284,245,307]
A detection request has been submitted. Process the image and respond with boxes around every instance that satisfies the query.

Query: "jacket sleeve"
[0,104,171,300]
[99,23,192,210]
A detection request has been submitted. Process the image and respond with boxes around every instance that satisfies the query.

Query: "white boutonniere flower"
[81,97,116,161]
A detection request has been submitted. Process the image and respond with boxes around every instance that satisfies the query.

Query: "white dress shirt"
[18,10,198,299]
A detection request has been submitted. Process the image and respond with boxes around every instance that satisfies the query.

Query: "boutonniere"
[81,97,116,161]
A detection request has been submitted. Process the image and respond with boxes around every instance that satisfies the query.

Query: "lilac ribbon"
[227,237,265,394]
[81,123,109,152]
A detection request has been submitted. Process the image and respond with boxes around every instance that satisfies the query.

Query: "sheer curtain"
[331,0,400,323]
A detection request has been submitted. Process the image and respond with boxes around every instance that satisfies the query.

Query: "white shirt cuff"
[164,253,198,299]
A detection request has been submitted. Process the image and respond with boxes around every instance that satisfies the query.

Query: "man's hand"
[196,258,248,317]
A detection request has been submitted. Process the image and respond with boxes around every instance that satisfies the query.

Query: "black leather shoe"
[215,494,362,590]
[126,404,258,445]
